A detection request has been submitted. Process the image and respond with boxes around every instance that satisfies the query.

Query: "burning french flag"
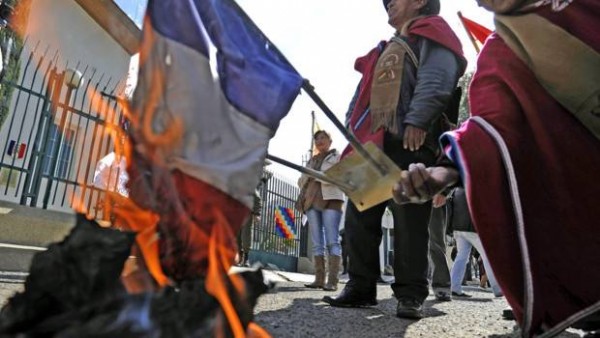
[126,0,303,284]
[132,0,303,209]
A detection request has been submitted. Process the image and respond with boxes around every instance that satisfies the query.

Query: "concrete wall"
[25,0,131,81]
[0,0,134,209]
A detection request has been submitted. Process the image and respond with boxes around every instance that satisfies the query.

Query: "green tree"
[0,0,24,129]
[457,71,473,124]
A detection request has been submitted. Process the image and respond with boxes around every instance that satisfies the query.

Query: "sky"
[114,0,494,183]
[236,0,494,182]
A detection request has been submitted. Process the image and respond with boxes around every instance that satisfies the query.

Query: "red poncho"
[441,1,600,336]
[344,16,465,155]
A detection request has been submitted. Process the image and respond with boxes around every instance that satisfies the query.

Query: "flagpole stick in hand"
[392,164,460,204]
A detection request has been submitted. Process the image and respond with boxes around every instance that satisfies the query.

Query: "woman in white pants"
[448,187,502,297]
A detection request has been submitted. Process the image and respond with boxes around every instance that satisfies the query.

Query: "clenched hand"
[393,164,460,204]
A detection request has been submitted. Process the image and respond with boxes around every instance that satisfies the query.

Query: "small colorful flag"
[274,206,296,239]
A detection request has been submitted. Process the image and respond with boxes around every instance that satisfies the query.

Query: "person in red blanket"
[323,0,466,319]
[393,0,600,335]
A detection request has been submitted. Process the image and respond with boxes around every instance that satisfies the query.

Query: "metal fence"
[0,42,307,266]
[0,43,127,218]
[251,170,306,258]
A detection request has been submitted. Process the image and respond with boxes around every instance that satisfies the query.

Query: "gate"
[249,170,308,271]
[0,44,127,218]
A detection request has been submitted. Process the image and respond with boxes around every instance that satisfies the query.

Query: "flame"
[69,17,270,337]
[111,194,170,288]
[247,323,272,338]
[205,208,245,337]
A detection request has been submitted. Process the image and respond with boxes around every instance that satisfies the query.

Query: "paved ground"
[0,201,590,337]
[0,270,586,338]
[251,271,585,338]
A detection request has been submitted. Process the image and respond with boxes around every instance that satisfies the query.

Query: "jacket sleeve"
[345,82,361,128]
[404,39,462,130]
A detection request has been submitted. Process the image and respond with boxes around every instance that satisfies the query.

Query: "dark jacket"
[345,37,462,155]
[447,187,475,233]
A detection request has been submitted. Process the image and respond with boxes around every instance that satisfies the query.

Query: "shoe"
[502,308,515,320]
[322,285,377,308]
[376,276,389,284]
[434,291,452,302]
[571,309,600,332]
[396,298,423,319]
[451,291,472,298]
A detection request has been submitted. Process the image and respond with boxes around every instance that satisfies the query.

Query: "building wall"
[25,0,131,81]
[0,0,135,209]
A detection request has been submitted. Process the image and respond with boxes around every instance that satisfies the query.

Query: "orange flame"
[111,194,170,288]
[69,15,270,336]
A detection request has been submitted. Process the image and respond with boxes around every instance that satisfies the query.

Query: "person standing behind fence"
[296,130,345,291]
[236,163,270,267]
[236,188,261,267]
[447,187,502,298]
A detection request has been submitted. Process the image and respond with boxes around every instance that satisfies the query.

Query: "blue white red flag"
[132,0,303,208]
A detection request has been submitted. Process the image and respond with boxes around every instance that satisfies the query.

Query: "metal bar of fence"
[68,67,96,210]
[0,48,34,195]
[89,78,115,216]
[16,49,55,199]
[83,74,106,214]
[62,64,91,207]
[254,171,303,257]
[30,67,60,207]
[8,49,49,198]
[52,61,82,207]
[21,61,57,205]
[42,68,68,209]
[97,84,118,200]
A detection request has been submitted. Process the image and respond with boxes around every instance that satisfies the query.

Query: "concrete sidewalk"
[0,201,74,247]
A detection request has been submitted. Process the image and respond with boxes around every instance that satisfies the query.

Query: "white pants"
[450,231,503,297]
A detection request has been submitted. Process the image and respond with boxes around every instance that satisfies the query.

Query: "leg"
[323,209,342,291]
[322,201,386,307]
[345,201,386,290]
[240,218,252,266]
[469,233,503,297]
[341,233,348,274]
[323,208,342,257]
[428,206,451,300]
[450,231,473,295]
[390,200,432,303]
[306,209,325,257]
[306,209,326,288]
[390,199,433,319]
[385,144,437,318]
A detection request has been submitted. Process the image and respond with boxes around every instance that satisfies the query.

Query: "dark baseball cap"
[383,0,391,10]
[382,0,440,15]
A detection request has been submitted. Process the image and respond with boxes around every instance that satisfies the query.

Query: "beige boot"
[305,256,325,288]
[323,255,341,291]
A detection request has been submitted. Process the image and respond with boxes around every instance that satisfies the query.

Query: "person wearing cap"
[393,0,599,335]
[323,0,466,319]
[235,162,270,267]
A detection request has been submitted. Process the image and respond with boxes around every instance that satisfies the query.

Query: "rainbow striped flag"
[274,206,296,239]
